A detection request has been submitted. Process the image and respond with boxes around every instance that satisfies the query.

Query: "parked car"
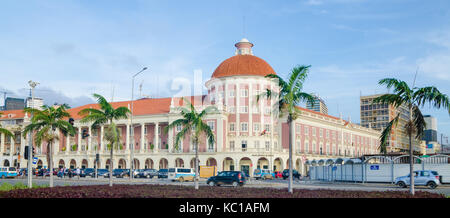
[137,169,158,178]
[282,169,301,180]
[80,168,95,177]
[206,171,246,187]
[395,170,441,189]
[112,169,130,178]
[274,171,282,179]
[94,169,109,177]
[158,169,168,178]
[253,169,274,180]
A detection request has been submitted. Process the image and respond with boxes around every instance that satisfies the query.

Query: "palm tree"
[78,93,130,187]
[0,112,14,138]
[373,78,450,195]
[257,65,315,194]
[165,98,216,190]
[23,104,76,187]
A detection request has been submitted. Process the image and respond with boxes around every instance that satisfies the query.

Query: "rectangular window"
[254,141,260,150]
[240,106,248,113]
[296,124,300,133]
[229,123,235,132]
[158,126,161,135]
[264,107,271,115]
[207,121,215,131]
[144,126,147,134]
[241,89,248,97]
[254,123,260,132]
[229,141,235,151]
[264,124,270,132]
[312,143,316,154]
[241,123,248,132]
[305,142,309,153]
[265,141,270,151]
[312,128,316,136]
[229,90,235,97]
[242,140,247,151]
[320,129,323,137]
[176,124,182,132]
[305,126,309,135]
[326,130,329,138]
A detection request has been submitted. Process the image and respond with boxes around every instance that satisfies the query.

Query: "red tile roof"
[67,97,172,120]
[0,109,26,120]
[211,55,276,78]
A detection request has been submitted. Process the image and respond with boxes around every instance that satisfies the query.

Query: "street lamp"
[130,67,148,180]
[27,80,39,188]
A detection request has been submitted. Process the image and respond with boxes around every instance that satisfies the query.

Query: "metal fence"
[306,154,450,184]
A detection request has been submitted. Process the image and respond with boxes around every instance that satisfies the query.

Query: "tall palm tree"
[0,112,14,138]
[373,78,450,195]
[165,98,216,190]
[23,104,76,187]
[78,93,130,187]
[257,65,315,194]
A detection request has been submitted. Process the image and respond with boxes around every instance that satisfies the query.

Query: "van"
[0,167,18,179]
[168,168,195,182]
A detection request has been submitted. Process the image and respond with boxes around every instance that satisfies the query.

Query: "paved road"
[2,176,449,197]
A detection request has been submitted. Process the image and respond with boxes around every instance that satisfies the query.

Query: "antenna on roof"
[412,66,419,88]
[139,80,144,99]
[243,16,246,38]
[111,84,115,102]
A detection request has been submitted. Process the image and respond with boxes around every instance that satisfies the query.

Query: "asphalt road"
[2,176,449,197]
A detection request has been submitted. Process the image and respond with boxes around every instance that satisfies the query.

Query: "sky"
[0,0,449,141]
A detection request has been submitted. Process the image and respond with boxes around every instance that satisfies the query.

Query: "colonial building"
[0,39,381,176]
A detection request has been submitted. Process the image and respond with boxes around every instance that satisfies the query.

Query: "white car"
[394,170,441,189]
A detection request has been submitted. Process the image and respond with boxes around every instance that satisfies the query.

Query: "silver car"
[395,170,441,189]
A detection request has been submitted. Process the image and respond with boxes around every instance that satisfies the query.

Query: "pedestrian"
[76,168,80,179]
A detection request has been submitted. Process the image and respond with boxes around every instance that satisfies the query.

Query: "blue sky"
[0,0,449,140]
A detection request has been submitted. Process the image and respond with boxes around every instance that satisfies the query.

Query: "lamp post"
[27,80,39,188]
[130,67,148,180]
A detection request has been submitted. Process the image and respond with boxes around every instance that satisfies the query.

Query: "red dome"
[211,55,276,78]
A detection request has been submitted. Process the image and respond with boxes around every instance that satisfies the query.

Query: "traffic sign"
[370,165,379,170]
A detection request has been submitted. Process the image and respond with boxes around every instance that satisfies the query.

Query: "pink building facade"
[0,39,381,176]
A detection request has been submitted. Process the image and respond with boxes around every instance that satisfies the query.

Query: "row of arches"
[47,156,305,176]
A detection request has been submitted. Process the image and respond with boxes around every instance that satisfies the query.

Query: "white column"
[249,82,253,137]
[20,132,26,167]
[126,124,130,151]
[77,126,82,153]
[168,122,173,153]
[217,117,223,153]
[65,134,70,155]
[88,126,92,152]
[236,83,240,150]
[154,122,159,153]
[140,123,145,152]
[10,133,14,157]
[0,133,4,155]
[100,125,105,151]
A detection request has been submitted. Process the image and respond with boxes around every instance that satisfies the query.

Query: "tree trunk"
[288,115,293,194]
[49,142,53,188]
[110,143,113,187]
[194,139,199,190]
[409,105,415,195]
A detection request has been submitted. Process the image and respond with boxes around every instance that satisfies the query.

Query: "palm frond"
[379,114,400,155]
[373,94,405,108]
[412,106,426,140]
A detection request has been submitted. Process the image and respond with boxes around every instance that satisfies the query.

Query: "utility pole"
[27,80,39,188]
[130,67,148,180]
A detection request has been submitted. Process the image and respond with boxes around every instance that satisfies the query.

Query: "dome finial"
[235,38,254,55]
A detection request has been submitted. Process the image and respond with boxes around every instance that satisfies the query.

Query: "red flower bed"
[0,184,444,198]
